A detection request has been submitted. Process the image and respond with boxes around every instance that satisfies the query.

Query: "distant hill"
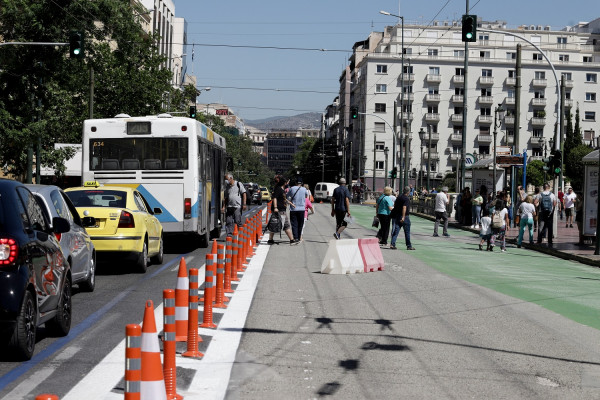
[245,112,321,131]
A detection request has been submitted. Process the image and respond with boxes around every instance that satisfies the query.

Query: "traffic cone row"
[113,209,266,400]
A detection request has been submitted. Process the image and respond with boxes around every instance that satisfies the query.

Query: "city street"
[0,203,599,399]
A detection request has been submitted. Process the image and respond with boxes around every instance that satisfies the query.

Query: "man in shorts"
[331,178,351,239]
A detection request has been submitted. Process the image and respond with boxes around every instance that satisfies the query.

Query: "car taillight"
[0,238,18,265]
[184,198,192,219]
[54,233,62,242]
[118,211,135,228]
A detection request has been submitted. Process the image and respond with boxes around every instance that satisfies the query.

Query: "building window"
[375,161,384,169]
[478,146,490,155]
[506,52,516,59]
[532,148,543,157]
[374,122,385,132]
[403,65,413,74]
[482,69,492,77]
[480,107,491,116]
[427,49,438,57]
[479,126,490,134]
[533,110,545,118]
[481,88,492,96]
[508,70,516,78]
[427,105,438,113]
[533,53,543,61]
[478,34,489,41]
[429,86,439,95]
[586,92,597,102]
[535,71,546,79]
[507,89,515,98]
[452,145,462,154]
[454,50,465,58]
[557,37,567,44]
[586,73,597,83]
[565,91,572,99]
[534,91,545,99]
[375,103,386,113]
[559,54,569,62]
[453,126,463,134]
[403,48,412,55]
[585,111,596,121]
[583,56,593,63]
[584,130,596,143]
[455,67,465,76]
[429,66,440,75]
[455,87,464,95]
[376,65,387,74]
[533,129,543,137]
[562,72,572,80]
[404,85,413,93]
[479,51,490,59]
[375,142,385,150]
[376,84,387,93]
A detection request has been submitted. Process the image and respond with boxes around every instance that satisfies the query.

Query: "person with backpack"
[516,195,536,248]
[534,183,557,247]
[489,199,510,251]
[331,177,352,239]
[222,172,247,237]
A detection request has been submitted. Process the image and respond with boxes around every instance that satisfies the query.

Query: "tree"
[564,144,593,191]
[516,160,545,188]
[564,105,585,184]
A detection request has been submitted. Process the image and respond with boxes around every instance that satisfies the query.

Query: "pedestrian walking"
[222,172,247,237]
[535,183,557,247]
[478,208,492,251]
[433,186,450,237]
[490,199,510,251]
[557,188,565,220]
[267,175,295,245]
[304,184,314,203]
[471,188,483,228]
[575,191,585,245]
[390,186,415,250]
[564,187,576,228]
[331,178,352,239]
[533,186,540,232]
[517,195,536,248]
[514,185,526,228]
[300,196,315,241]
[287,179,308,244]
[461,187,472,226]
[375,186,394,245]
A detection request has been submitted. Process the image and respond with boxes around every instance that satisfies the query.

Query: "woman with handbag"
[376,186,394,246]
[267,175,295,245]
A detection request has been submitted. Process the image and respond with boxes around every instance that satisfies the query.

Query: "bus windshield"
[89,138,189,170]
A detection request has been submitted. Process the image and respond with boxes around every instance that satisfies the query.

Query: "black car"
[0,179,72,360]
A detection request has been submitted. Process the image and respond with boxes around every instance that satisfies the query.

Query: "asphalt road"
[227,203,600,399]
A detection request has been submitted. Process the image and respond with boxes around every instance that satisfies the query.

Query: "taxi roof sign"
[84,181,101,187]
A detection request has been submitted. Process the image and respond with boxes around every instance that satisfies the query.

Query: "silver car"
[28,185,97,292]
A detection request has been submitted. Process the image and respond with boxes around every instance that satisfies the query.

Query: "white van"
[314,182,339,202]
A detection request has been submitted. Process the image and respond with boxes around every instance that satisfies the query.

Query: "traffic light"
[461,15,477,42]
[350,106,358,119]
[189,105,197,118]
[392,167,397,179]
[551,149,562,176]
[69,31,84,59]
[542,154,552,172]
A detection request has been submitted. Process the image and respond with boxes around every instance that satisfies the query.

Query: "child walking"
[479,209,492,251]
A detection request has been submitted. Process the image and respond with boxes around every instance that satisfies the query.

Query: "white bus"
[81,113,227,247]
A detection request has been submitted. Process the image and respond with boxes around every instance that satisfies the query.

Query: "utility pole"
[460,0,470,192]
[427,125,432,191]
[373,133,377,192]
[394,100,399,192]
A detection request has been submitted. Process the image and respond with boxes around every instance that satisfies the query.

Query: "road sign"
[496,155,524,166]
[465,153,475,166]
[496,146,512,155]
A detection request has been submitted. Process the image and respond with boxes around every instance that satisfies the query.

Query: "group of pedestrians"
[366,185,415,250]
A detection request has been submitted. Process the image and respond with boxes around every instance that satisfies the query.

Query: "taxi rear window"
[66,190,127,208]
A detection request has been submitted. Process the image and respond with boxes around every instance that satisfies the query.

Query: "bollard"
[224,237,234,294]
[214,244,227,308]
[174,258,189,342]
[199,254,217,328]
[140,300,167,400]
[231,226,240,282]
[124,324,142,400]
[183,268,203,358]
[162,289,183,400]
[36,394,59,400]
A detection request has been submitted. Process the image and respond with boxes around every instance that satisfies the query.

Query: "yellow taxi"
[260,186,271,202]
[65,182,163,272]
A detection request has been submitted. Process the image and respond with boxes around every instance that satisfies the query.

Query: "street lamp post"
[493,104,504,193]
[420,142,424,190]
[596,137,600,255]
[384,147,389,188]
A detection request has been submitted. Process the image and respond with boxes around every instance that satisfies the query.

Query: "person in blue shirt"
[376,186,394,246]
[331,178,352,239]
[286,178,308,244]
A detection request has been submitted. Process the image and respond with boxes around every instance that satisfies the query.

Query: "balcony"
[505,77,516,86]
[400,112,413,121]
[504,116,515,125]
[424,113,440,122]
[400,73,415,82]
[479,76,494,86]
[422,151,439,160]
[452,75,465,85]
[532,78,548,87]
[419,131,440,141]
[451,114,463,123]
[426,74,442,84]
[477,134,493,143]
[505,135,514,144]
[449,153,461,161]
[564,98,574,108]
[451,94,464,103]
[564,80,574,88]
[450,133,463,142]
[505,97,515,105]
[477,115,493,124]
[531,98,547,107]
[478,96,494,105]
[401,92,415,102]
[531,117,546,126]
[425,94,441,102]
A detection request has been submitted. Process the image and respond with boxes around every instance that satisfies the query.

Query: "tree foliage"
[564,144,593,191]
[0,0,175,179]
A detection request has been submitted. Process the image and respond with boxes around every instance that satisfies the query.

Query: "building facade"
[339,18,600,191]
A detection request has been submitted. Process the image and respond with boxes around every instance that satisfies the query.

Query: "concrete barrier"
[358,238,385,272]
[321,238,385,274]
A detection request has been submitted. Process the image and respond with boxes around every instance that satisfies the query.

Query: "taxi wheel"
[46,276,72,337]
[9,290,36,360]
[150,235,164,265]
[136,242,148,273]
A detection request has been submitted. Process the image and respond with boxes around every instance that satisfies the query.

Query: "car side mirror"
[81,216,96,228]
[153,207,163,215]
[52,217,71,234]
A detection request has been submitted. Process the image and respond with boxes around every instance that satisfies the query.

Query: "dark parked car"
[0,179,72,360]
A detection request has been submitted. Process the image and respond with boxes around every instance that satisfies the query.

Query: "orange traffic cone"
[141,300,167,400]
[35,395,59,400]
[211,239,218,255]
[174,258,189,342]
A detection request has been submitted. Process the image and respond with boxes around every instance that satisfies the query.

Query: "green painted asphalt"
[349,203,600,330]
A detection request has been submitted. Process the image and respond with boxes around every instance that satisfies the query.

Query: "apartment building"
[338,17,600,191]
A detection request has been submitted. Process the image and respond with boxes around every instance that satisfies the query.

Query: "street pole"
[460,0,470,192]
[596,139,600,255]
[394,100,400,192]
[493,104,503,194]
[384,147,389,188]
[373,133,377,192]
[427,125,432,191]
[420,142,424,190]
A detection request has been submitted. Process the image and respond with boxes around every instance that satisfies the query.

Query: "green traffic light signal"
[69,31,84,59]
[461,15,477,43]
[351,107,358,119]
[189,105,197,118]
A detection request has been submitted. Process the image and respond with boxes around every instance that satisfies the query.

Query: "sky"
[173,0,599,122]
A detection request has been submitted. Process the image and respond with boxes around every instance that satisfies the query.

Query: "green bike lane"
[350,204,600,330]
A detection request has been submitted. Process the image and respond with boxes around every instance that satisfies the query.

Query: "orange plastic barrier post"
[162,290,183,400]
[224,237,234,294]
[183,268,203,358]
[214,244,227,308]
[125,324,142,400]
[199,254,217,329]
[174,258,189,342]
[231,227,240,282]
